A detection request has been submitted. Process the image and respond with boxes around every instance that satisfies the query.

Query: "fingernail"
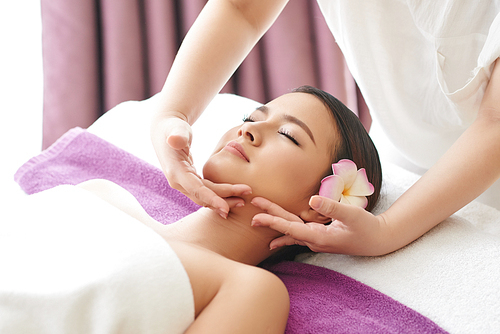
[269,244,277,251]
[218,210,228,219]
[242,190,252,196]
[251,219,260,227]
[235,202,245,208]
[310,196,323,210]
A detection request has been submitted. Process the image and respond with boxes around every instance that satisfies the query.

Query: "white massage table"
[2,93,500,333]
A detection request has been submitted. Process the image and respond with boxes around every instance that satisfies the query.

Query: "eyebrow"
[255,105,316,145]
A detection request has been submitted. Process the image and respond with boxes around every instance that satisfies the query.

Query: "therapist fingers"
[253,213,361,254]
[151,115,193,174]
[269,224,336,252]
[164,119,195,168]
[164,117,193,150]
[151,115,228,217]
[250,197,302,222]
[202,179,252,209]
[309,196,366,225]
[202,179,252,198]
[172,169,230,217]
[250,196,324,245]
[250,197,329,251]
[251,214,331,252]
[253,195,385,255]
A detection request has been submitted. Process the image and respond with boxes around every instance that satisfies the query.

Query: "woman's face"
[203,92,338,214]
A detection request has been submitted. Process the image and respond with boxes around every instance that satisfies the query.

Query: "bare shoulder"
[167,240,289,333]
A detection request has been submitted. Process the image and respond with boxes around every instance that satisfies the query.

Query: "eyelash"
[242,115,256,122]
[242,115,300,146]
[278,129,300,146]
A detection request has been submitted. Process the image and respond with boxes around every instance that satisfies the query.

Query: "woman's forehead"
[265,93,335,134]
[266,92,326,115]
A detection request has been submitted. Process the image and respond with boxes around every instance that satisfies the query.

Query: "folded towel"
[15,128,447,334]
[15,127,200,225]
[268,262,448,334]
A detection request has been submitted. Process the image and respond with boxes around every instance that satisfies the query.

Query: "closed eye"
[242,115,256,122]
[244,112,300,145]
[278,129,300,146]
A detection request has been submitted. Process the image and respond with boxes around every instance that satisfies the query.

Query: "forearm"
[157,0,288,125]
[381,61,500,252]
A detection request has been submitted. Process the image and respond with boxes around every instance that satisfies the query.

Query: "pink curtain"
[41,0,370,149]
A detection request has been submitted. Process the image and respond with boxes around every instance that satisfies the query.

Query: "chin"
[202,158,246,185]
[202,161,224,184]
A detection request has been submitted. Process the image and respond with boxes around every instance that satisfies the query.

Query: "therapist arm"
[151,0,287,217]
[253,59,500,256]
[379,59,500,251]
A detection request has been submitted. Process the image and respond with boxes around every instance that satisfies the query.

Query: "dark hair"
[260,85,382,265]
[293,85,382,211]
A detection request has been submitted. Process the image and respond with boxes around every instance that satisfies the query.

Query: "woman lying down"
[79,86,382,334]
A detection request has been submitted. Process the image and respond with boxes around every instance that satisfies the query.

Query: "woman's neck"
[161,204,281,266]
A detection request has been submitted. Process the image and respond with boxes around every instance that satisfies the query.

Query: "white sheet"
[300,162,500,333]
[88,94,500,333]
[0,185,194,334]
[7,93,500,333]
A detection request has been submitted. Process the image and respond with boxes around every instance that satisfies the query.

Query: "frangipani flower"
[318,159,374,208]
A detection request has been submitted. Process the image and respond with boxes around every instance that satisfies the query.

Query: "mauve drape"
[41,0,370,149]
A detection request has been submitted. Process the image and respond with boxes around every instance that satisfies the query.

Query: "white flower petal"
[332,159,357,188]
[319,175,344,201]
[347,168,375,196]
[343,195,368,208]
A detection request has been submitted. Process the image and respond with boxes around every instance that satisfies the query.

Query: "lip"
[223,141,250,162]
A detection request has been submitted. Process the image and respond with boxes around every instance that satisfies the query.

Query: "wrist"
[371,213,403,256]
[152,108,189,125]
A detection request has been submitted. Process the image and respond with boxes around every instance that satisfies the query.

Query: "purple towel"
[267,262,447,334]
[15,128,447,334]
[15,127,200,224]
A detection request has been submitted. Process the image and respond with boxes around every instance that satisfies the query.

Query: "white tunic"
[316,0,500,209]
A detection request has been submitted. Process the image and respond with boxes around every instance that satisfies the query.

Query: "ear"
[299,207,332,224]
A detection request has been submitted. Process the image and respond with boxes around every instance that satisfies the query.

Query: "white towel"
[298,162,500,334]
[0,185,194,334]
[74,93,500,333]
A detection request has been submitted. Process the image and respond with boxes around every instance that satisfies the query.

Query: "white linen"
[88,94,500,334]
[1,93,259,334]
[0,185,194,334]
[316,0,500,209]
[299,162,500,334]
[8,93,500,333]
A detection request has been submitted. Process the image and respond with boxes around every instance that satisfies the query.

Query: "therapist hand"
[251,196,389,256]
[151,113,252,218]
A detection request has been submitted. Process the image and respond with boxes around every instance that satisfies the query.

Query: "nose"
[237,122,260,145]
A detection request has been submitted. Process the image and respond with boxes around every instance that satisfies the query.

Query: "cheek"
[253,153,321,206]
[202,152,240,183]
